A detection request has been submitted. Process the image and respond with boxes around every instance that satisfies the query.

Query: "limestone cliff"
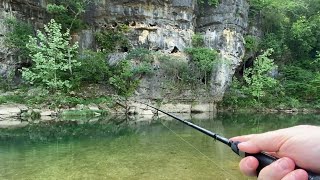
[0,0,249,103]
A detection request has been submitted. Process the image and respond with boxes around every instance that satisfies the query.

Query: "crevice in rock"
[112,22,118,27]
[120,46,129,52]
[149,22,157,27]
[171,46,179,53]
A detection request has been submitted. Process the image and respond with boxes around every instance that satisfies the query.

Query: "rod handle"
[231,141,320,180]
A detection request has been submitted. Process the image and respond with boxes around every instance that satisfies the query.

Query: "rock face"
[86,0,196,53]
[0,0,46,79]
[0,0,249,103]
[197,0,249,100]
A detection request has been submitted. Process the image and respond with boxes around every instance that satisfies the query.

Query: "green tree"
[46,0,92,32]
[22,19,80,90]
[109,60,139,97]
[242,49,278,100]
[289,16,317,57]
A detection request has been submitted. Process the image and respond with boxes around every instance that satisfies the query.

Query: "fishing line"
[159,119,237,179]
[139,102,320,179]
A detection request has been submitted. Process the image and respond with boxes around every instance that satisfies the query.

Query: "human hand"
[230,125,320,180]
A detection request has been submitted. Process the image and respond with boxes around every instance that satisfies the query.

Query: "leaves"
[22,19,80,91]
[242,49,278,99]
[4,18,34,59]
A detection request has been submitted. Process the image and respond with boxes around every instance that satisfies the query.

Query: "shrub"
[192,33,205,48]
[95,25,131,53]
[185,47,219,85]
[109,60,139,97]
[158,55,196,86]
[74,51,110,83]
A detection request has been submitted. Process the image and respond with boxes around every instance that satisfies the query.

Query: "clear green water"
[1,113,320,180]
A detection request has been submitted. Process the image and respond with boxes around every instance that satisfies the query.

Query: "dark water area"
[1,112,320,180]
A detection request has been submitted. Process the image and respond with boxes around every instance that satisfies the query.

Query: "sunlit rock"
[0,120,28,129]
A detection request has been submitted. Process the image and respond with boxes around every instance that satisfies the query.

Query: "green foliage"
[259,33,287,59]
[223,49,279,108]
[61,110,108,118]
[309,72,320,100]
[242,49,278,99]
[244,35,260,52]
[185,48,219,84]
[0,68,15,91]
[289,16,317,57]
[22,19,80,91]
[198,0,219,7]
[158,55,197,86]
[74,51,109,83]
[107,48,155,97]
[282,65,315,100]
[46,0,91,32]
[95,25,131,53]
[234,0,320,108]
[109,60,139,97]
[4,18,34,59]
[192,33,205,48]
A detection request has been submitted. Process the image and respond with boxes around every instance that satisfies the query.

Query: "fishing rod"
[140,102,320,180]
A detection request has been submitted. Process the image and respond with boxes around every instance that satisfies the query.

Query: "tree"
[46,0,92,32]
[22,19,80,91]
[242,49,278,100]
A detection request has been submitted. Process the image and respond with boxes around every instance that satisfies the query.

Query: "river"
[1,112,320,180]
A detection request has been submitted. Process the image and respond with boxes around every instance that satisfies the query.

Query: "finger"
[281,169,308,180]
[258,157,296,180]
[238,130,290,153]
[230,134,256,142]
[239,156,259,177]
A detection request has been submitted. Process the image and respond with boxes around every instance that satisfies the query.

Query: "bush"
[158,55,196,86]
[109,60,139,97]
[74,51,110,83]
[185,47,219,84]
[95,25,131,53]
[192,33,205,48]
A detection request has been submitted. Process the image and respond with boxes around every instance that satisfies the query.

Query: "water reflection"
[0,112,320,179]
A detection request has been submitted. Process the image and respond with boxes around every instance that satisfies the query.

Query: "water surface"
[1,113,320,180]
